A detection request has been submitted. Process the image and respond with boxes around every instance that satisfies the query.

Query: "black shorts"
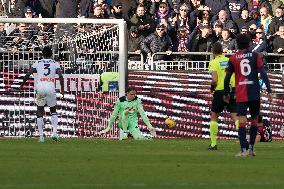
[237,100,260,117]
[211,91,237,114]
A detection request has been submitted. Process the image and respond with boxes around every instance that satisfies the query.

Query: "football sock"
[37,117,44,138]
[238,125,247,152]
[249,125,258,151]
[51,113,58,137]
[210,121,218,146]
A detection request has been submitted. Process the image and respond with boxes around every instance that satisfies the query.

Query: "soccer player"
[224,34,272,157]
[208,42,239,150]
[254,114,272,143]
[98,86,157,140]
[19,46,64,142]
[245,113,272,149]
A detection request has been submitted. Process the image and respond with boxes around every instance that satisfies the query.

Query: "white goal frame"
[0,17,128,139]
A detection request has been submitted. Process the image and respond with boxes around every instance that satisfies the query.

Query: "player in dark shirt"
[246,114,272,149]
[257,116,272,142]
[224,34,272,157]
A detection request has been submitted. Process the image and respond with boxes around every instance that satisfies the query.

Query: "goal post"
[0,18,127,139]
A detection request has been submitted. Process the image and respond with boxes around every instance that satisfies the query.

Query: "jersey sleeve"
[224,58,234,95]
[208,60,217,72]
[226,57,234,74]
[136,99,152,128]
[107,99,121,128]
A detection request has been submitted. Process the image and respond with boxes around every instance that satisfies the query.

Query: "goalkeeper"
[99,86,157,139]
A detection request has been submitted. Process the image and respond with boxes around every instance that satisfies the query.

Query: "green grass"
[0,138,284,189]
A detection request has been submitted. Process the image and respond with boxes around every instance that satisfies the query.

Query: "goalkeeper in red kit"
[224,34,272,157]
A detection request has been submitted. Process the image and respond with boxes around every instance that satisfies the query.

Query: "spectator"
[153,2,171,25]
[212,21,223,42]
[268,6,284,36]
[129,4,155,37]
[0,0,6,17]
[0,22,7,48]
[5,0,26,18]
[170,4,194,33]
[24,6,33,18]
[135,0,152,15]
[240,26,248,34]
[189,24,214,60]
[247,0,271,13]
[248,23,257,39]
[214,10,237,35]
[32,0,56,18]
[227,0,247,23]
[198,9,211,23]
[259,6,272,34]
[173,25,198,60]
[111,0,136,20]
[167,0,183,14]
[173,26,189,52]
[109,2,125,19]
[187,0,202,13]
[204,0,229,22]
[55,0,77,18]
[269,0,283,16]
[251,28,267,52]
[78,0,93,18]
[272,25,284,62]
[91,4,105,18]
[218,28,237,53]
[94,0,110,18]
[141,23,173,61]
[8,23,32,50]
[235,9,256,32]
[128,26,144,54]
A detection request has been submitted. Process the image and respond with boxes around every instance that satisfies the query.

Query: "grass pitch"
[0,138,284,189]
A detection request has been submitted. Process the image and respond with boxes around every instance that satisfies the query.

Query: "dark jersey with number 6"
[226,50,263,102]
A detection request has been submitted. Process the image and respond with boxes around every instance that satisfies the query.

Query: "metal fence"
[128,52,284,71]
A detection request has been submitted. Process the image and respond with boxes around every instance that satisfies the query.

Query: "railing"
[1,50,284,71]
[138,52,284,71]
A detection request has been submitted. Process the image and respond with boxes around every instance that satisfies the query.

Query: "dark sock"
[249,125,258,151]
[246,139,249,150]
[238,127,247,152]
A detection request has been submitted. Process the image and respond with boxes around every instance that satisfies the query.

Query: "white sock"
[51,113,58,137]
[37,117,44,138]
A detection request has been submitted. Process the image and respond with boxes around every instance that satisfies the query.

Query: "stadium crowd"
[0,0,284,63]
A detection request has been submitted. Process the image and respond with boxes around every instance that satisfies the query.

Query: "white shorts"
[35,82,57,107]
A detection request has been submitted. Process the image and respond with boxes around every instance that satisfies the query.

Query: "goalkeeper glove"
[149,127,157,137]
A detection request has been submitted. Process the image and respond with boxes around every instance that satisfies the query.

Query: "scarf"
[156,10,169,20]
[178,37,188,52]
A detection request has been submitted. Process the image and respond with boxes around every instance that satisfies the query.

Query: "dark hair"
[42,46,52,58]
[258,113,263,123]
[222,28,230,33]
[236,34,251,50]
[126,86,136,93]
[212,42,223,55]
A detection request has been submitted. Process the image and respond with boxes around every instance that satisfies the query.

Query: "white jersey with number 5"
[32,59,60,107]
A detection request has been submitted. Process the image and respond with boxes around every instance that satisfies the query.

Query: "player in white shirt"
[20,46,64,142]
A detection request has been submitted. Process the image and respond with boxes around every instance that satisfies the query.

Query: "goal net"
[0,18,127,139]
